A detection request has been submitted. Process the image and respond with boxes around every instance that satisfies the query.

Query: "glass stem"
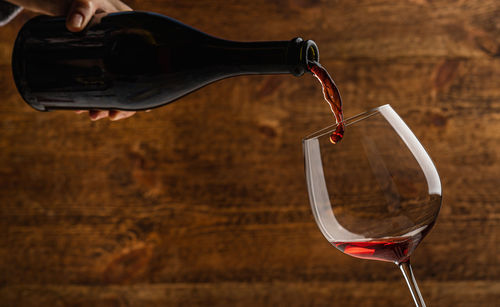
[398,260,426,307]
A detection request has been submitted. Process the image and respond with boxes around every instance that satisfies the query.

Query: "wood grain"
[0,0,499,306]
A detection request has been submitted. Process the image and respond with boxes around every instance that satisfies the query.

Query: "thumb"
[66,0,96,32]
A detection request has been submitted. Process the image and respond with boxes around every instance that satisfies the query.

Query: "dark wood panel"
[0,0,498,306]
[0,281,498,307]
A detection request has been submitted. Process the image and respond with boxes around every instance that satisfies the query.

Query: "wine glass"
[303,104,441,307]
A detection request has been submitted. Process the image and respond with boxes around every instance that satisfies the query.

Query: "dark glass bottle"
[12,11,319,111]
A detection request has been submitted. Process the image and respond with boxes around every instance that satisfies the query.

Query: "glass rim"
[302,104,392,141]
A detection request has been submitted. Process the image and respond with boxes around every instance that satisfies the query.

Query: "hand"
[10,0,136,121]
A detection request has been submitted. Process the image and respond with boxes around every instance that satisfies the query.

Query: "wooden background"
[0,0,499,306]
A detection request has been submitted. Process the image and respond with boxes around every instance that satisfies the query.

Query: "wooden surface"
[0,0,499,306]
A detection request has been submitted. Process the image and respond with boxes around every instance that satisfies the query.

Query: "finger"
[93,0,118,13]
[75,110,86,114]
[89,110,109,121]
[109,110,136,121]
[93,0,127,13]
[66,0,96,32]
[115,1,133,11]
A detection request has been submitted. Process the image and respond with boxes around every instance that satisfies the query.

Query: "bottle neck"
[194,37,319,77]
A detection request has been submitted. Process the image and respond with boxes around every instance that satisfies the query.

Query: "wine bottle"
[12,11,319,111]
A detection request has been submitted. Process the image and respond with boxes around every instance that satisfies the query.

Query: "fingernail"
[70,13,83,28]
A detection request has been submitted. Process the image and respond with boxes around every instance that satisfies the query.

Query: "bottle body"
[12,11,319,111]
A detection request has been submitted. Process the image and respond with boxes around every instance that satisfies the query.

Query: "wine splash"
[308,61,344,144]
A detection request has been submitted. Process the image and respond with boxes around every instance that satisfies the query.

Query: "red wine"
[332,236,421,264]
[308,61,344,144]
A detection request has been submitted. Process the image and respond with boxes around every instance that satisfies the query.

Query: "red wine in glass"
[331,196,439,264]
[333,236,420,264]
[308,61,344,144]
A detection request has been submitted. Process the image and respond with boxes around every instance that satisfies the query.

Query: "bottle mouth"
[302,39,319,64]
[290,38,320,76]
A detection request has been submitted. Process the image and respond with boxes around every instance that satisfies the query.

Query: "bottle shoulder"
[100,11,216,44]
